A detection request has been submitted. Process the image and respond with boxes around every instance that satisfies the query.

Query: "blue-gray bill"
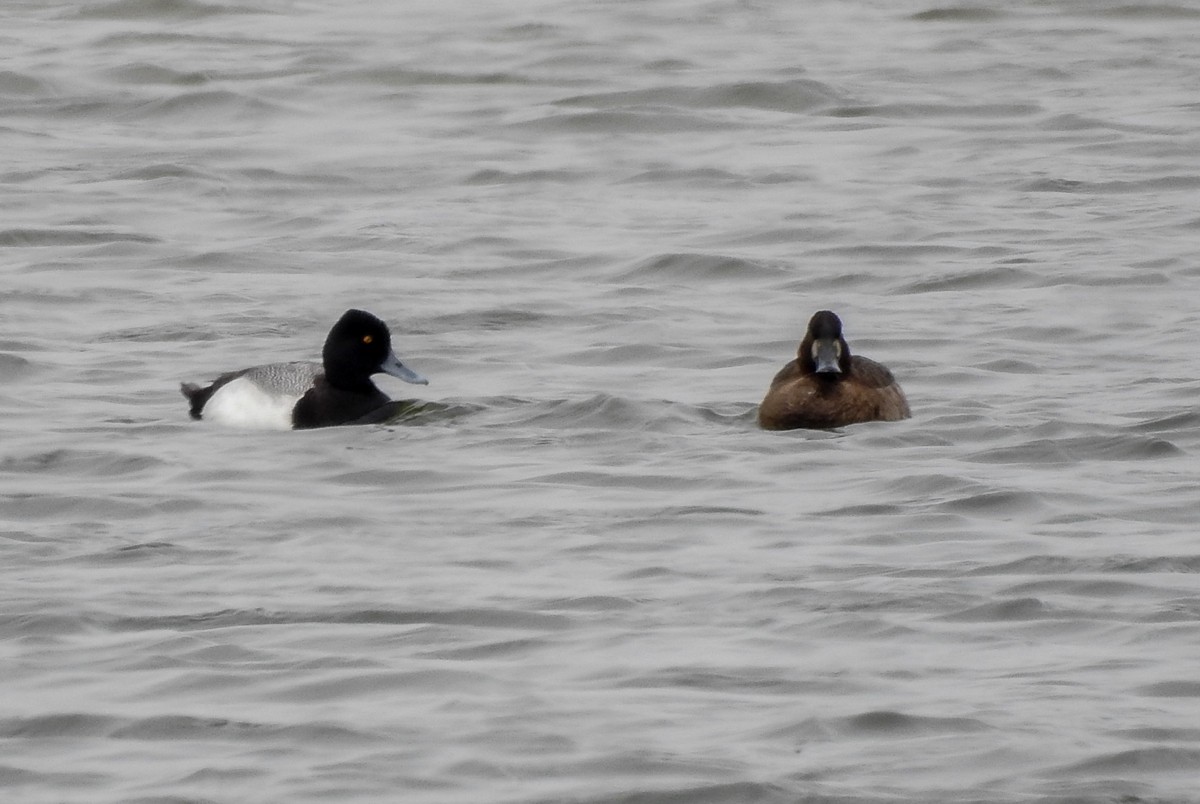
[381,350,429,385]
[813,339,842,374]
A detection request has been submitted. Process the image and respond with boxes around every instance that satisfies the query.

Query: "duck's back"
[847,355,902,392]
[237,361,324,395]
[758,355,909,430]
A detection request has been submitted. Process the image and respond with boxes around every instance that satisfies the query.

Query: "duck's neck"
[324,365,377,392]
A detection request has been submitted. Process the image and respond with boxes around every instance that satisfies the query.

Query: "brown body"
[758,310,910,430]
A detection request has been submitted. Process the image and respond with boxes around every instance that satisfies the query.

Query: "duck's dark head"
[323,309,428,390]
[799,310,852,377]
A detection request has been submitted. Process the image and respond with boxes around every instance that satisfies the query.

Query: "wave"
[74,0,264,21]
[0,228,158,248]
[0,711,377,744]
[554,78,846,115]
[611,253,789,284]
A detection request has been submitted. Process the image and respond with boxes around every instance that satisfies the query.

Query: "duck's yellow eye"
[362,335,373,344]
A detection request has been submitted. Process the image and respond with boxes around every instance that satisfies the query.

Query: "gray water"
[3,1,1200,802]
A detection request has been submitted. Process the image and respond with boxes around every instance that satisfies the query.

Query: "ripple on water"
[74,540,225,567]
[0,612,100,637]
[936,489,1049,516]
[541,780,796,804]
[0,70,59,97]
[0,713,119,739]
[0,765,108,791]
[120,90,288,123]
[1133,680,1200,698]
[0,228,158,247]
[1,493,194,521]
[1126,410,1200,434]
[910,7,1005,22]
[1048,746,1200,776]
[837,709,991,737]
[101,63,211,87]
[963,554,1200,576]
[896,264,1041,293]
[553,78,846,114]
[0,711,379,745]
[319,67,531,88]
[940,597,1051,623]
[110,607,574,633]
[0,449,166,476]
[612,253,789,284]
[962,434,1184,465]
[511,393,724,432]
[619,167,755,188]
[873,475,1051,520]
[464,168,590,185]
[515,108,736,134]
[0,352,35,380]
[75,0,260,21]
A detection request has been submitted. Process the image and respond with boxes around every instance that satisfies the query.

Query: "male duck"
[181,309,428,429]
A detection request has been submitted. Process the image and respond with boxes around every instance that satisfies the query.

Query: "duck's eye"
[362,335,373,345]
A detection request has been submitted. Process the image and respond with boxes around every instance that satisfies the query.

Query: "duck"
[181,309,428,429]
[757,310,910,430]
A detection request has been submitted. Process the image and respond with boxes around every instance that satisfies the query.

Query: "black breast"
[291,377,392,429]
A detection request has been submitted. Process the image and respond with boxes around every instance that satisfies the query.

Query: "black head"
[322,309,428,390]
[799,310,852,376]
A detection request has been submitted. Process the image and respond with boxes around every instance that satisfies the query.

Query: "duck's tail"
[180,382,211,420]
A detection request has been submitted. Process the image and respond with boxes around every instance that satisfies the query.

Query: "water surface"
[3,1,1200,802]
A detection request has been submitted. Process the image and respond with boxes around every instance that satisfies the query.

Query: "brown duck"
[758,310,910,430]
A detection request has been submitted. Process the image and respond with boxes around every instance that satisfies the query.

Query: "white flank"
[201,376,300,430]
